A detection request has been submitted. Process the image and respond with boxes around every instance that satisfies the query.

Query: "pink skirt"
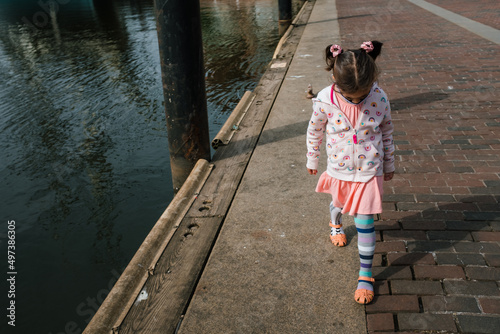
[316,172,384,216]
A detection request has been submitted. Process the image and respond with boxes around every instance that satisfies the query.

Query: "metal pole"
[153,0,211,193]
[278,0,292,35]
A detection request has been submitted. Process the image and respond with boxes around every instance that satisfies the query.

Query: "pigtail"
[325,44,343,72]
[361,40,383,61]
[325,45,335,71]
[369,41,383,60]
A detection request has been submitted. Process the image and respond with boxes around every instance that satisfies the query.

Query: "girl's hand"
[384,172,394,181]
[307,168,317,175]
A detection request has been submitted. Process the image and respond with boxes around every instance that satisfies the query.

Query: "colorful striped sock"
[354,214,375,291]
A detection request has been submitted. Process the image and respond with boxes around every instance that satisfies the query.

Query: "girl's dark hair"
[325,41,383,94]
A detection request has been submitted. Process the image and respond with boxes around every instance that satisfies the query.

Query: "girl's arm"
[306,101,328,173]
[381,100,395,176]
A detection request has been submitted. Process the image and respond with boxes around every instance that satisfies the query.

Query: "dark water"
[0,0,302,332]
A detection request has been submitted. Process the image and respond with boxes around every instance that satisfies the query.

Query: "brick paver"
[336,0,500,332]
[426,0,500,30]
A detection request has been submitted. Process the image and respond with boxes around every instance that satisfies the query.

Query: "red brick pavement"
[335,0,500,332]
[425,0,500,30]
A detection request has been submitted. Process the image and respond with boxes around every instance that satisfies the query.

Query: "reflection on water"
[0,0,302,332]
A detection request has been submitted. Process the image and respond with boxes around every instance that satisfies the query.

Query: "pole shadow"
[215,90,450,161]
[390,91,449,112]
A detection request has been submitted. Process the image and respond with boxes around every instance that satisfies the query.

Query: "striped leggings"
[354,213,376,280]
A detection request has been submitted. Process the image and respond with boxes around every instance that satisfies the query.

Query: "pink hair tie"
[330,44,342,57]
[361,41,374,53]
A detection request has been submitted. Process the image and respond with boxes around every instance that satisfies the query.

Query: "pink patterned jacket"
[306,83,395,182]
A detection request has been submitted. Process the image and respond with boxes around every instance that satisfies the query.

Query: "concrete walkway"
[179,0,500,333]
[179,0,365,332]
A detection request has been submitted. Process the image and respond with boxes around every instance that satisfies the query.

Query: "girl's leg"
[329,202,346,247]
[354,213,376,303]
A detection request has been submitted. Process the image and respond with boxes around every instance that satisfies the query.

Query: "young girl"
[306,41,395,305]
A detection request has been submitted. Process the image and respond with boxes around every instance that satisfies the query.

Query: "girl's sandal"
[329,221,347,247]
[354,276,375,305]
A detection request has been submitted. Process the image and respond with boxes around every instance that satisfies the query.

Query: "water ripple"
[0,0,302,332]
